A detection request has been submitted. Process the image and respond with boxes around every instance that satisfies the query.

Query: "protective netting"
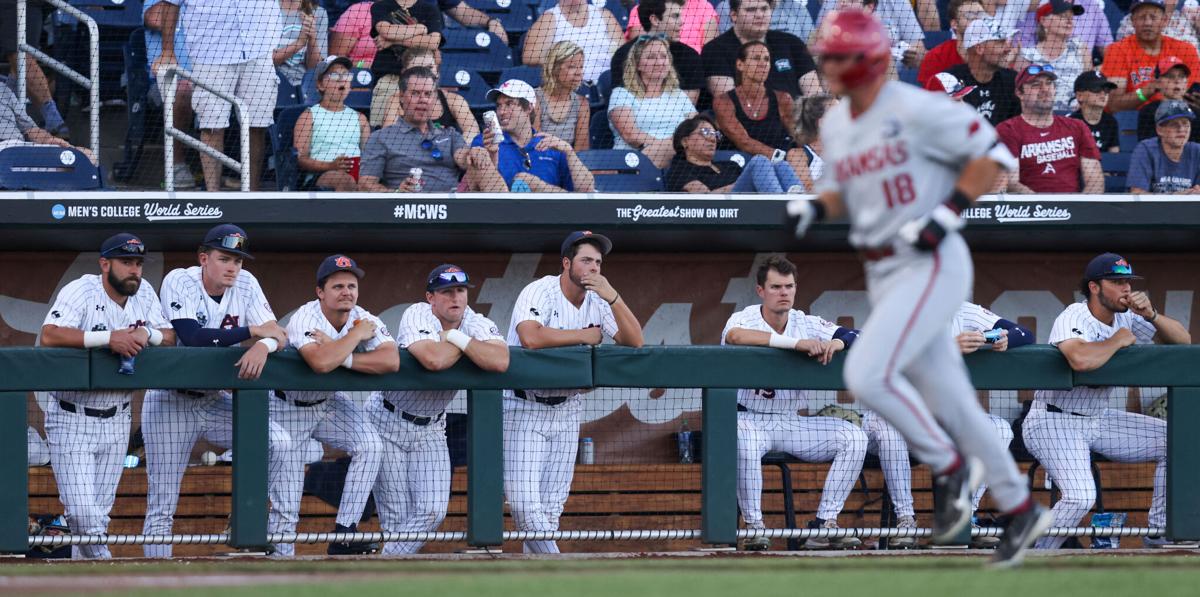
[5,0,1180,193]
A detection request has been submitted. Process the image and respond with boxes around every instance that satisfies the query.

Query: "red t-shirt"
[996,116,1101,193]
[918,40,964,88]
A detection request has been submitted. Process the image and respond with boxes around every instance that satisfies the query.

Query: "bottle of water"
[579,437,594,465]
[678,419,693,464]
[118,355,136,375]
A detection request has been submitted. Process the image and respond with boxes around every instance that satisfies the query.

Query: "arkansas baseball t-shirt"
[996,115,1101,192]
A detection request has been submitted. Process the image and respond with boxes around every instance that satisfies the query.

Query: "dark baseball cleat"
[741,536,771,551]
[989,503,1053,569]
[327,523,378,555]
[804,518,861,550]
[1142,536,1200,549]
[931,457,983,545]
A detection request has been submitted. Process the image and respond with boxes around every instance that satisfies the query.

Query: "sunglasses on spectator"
[100,241,146,258]
[421,139,443,160]
[323,72,353,82]
[1023,64,1056,76]
[635,32,667,44]
[695,127,723,140]
[516,147,532,170]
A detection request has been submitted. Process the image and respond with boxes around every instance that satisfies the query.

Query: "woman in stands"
[275,0,330,87]
[534,41,591,152]
[788,94,836,193]
[294,56,371,192]
[524,0,623,84]
[609,36,696,169]
[380,48,480,141]
[665,115,802,193]
[713,42,797,158]
[330,1,379,69]
[1015,0,1086,113]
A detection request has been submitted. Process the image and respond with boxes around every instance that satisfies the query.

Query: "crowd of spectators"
[6,0,1200,194]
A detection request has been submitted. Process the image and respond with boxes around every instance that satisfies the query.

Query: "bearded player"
[786,9,1051,567]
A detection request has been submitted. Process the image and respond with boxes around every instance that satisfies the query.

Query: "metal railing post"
[0,392,28,553]
[161,66,251,192]
[17,0,101,157]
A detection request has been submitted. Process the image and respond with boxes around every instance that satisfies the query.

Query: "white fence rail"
[160,66,250,192]
[16,0,100,157]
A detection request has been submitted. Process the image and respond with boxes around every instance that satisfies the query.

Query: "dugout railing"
[2,344,1198,553]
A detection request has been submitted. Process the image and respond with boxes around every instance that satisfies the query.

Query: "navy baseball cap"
[1084,253,1144,281]
[426,264,474,292]
[1074,71,1117,93]
[317,254,365,286]
[1156,99,1195,125]
[1130,0,1166,11]
[201,224,253,259]
[100,233,147,258]
[561,230,612,258]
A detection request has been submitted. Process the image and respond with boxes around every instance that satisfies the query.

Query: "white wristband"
[445,328,472,351]
[342,353,354,369]
[147,327,164,346]
[768,333,795,350]
[257,337,279,352]
[83,330,111,348]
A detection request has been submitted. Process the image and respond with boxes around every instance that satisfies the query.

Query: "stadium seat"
[269,106,311,192]
[1104,0,1124,37]
[500,65,544,88]
[807,0,822,22]
[577,149,662,191]
[0,146,103,191]
[55,0,145,102]
[923,30,952,50]
[1101,152,1132,193]
[440,67,493,111]
[464,0,536,33]
[589,69,613,111]
[114,27,153,183]
[588,109,615,149]
[278,70,307,111]
[1115,110,1139,153]
[442,30,515,75]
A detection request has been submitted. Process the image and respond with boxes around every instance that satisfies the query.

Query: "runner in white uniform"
[278,255,395,556]
[141,224,293,558]
[505,231,644,553]
[722,255,866,551]
[372,264,509,555]
[40,233,174,559]
[864,301,1033,548]
[1025,253,1191,549]
[787,9,1050,567]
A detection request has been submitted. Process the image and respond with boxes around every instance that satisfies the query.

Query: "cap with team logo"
[961,18,1017,50]
[1084,253,1144,281]
[1129,0,1166,12]
[202,224,253,259]
[561,230,613,258]
[1156,55,1191,78]
[1035,0,1084,22]
[486,79,538,109]
[317,254,365,286]
[1155,99,1195,124]
[426,264,474,292]
[1073,70,1117,93]
[933,72,977,99]
[100,233,147,258]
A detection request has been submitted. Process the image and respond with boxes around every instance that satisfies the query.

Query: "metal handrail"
[160,66,250,192]
[16,0,100,157]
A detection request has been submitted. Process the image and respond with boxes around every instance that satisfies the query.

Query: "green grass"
[8,555,1200,597]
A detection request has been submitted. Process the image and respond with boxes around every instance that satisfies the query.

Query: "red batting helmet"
[812,9,891,89]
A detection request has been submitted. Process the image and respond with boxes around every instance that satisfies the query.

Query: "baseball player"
[277,255,395,556]
[722,254,866,551]
[865,301,1033,549]
[371,264,509,555]
[1025,253,1191,549]
[505,230,644,553]
[40,233,174,559]
[141,224,294,558]
[787,9,1050,567]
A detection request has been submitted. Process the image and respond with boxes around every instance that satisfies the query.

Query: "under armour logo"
[95,305,105,311]
[170,301,182,311]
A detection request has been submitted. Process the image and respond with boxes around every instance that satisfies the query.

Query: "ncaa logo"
[51,204,66,219]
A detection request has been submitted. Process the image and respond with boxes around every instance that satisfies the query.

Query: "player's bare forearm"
[40,325,84,348]
[158,328,177,346]
[956,156,1002,199]
[516,321,599,349]
[462,339,510,373]
[1057,337,1131,372]
[1151,313,1192,345]
[349,344,401,374]
[299,335,362,374]
[610,299,644,348]
[409,339,464,371]
[724,328,775,347]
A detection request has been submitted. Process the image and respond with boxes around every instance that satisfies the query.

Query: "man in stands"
[997,64,1103,193]
[926,17,1021,126]
[1102,0,1200,112]
[703,0,821,99]
[918,0,987,87]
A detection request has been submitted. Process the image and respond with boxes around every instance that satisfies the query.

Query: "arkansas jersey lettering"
[219,314,240,329]
[1019,136,1077,164]
[835,140,909,183]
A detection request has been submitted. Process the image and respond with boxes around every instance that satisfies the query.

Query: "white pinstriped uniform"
[1026,302,1163,549]
[504,275,618,553]
[721,305,868,527]
[370,303,504,555]
[270,300,391,557]
[42,275,169,559]
[141,266,293,558]
[823,82,1029,513]
[863,302,1016,519]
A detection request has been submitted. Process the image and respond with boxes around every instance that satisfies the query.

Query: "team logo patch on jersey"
[91,324,108,331]
[50,310,61,318]
[219,314,240,329]
[881,118,901,139]
[1072,328,1084,336]
[419,329,432,335]
[529,307,540,316]
[170,301,182,311]
[197,312,208,326]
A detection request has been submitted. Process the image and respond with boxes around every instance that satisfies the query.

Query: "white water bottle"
[579,437,595,465]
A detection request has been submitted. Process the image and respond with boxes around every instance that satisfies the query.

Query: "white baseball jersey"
[817,82,1015,249]
[505,275,618,399]
[1035,302,1157,415]
[951,302,1001,336]
[160,266,276,338]
[378,303,503,416]
[43,274,170,408]
[286,299,394,402]
[720,305,840,414]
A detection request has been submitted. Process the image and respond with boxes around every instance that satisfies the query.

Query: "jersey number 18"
[883,173,916,208]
